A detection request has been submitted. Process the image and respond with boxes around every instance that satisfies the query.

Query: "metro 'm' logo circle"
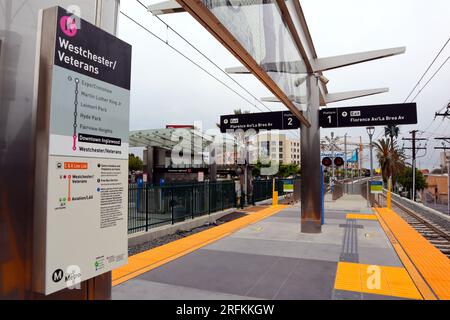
[52,269,64,283]
[60,16,77,37]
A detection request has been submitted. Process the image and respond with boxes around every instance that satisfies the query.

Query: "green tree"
[129,153,144,172]
[278,163,300,178]
[374,138,405,184]
[252,161,300,178]
[397,167,428,196]
[252,160,263,177]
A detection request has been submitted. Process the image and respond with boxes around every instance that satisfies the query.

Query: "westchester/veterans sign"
[33,6,131,295]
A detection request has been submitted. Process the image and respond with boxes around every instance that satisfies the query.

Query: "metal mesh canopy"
[202,0,308,109]
[149,0,404,127]
[129,128,214,154]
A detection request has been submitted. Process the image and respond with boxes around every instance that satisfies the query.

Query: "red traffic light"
[334,157,344,167]
[322,157,332,167]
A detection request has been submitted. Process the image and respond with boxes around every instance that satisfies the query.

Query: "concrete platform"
[113,195,421,300]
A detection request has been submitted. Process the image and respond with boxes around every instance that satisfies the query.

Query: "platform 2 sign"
[33,7,131,295]
[220,111,300,133]
[319,103,417,128]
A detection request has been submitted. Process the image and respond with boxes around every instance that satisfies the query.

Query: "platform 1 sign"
[319,103,417,128]
[220,111,300,133]
[33,6,131,295]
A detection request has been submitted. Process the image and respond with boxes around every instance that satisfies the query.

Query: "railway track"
[377,194,450,259]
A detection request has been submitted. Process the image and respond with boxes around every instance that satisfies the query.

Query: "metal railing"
[251,179,285,203]
[128,181,236,234]
[128,179,296,234]
[332,181,344,200]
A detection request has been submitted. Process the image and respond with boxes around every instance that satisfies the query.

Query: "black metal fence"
[128,181,237,234]
[252,179,285,203]
[128,179,295,234]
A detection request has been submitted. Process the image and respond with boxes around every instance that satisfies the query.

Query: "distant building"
[441,151,450,169]
[424,174,448,204]
[255,133,300,165]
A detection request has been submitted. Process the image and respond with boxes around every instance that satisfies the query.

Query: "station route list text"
[99,163,125,229]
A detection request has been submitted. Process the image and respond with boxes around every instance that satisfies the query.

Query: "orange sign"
[64,162,88,170]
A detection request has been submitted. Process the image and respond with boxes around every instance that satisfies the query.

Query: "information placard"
[370,181,383,194]
[34,7,132,295]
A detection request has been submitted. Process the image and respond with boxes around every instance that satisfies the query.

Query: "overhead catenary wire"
[375,39,450,141]
[135,0,272,112]
[421,120,448,139]
[404,37,450,103]
[415,103,448,140]
[410,55,450,102]
[376,54,450,142]
[120,11,268,113]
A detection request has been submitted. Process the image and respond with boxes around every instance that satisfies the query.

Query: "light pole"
[367,127,375,178]
[366,127,375,206]
[344,134,348,180]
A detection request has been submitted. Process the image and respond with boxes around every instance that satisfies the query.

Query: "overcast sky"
[118,0,450,170]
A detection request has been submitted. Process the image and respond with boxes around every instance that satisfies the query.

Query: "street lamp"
[366,126,375,178]
[366,127,375,206]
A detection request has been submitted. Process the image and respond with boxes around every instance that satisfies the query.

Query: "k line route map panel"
[39,6,131,295]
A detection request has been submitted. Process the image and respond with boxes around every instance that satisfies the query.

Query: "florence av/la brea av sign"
[319,103,417,128]
[33,7,131,295]
[220,111,300,133]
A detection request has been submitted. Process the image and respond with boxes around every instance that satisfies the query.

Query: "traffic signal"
[334,157,344,167]
[322,157,332,167]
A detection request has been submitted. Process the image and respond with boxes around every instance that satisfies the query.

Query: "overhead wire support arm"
[435,103,450,118]
[434,137,450,151]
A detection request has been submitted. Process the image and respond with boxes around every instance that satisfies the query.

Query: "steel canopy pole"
[301,75,322,233]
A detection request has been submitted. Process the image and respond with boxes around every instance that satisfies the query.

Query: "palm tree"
[233,108,251,115]
[374,138,405,184]
[384,125,400,147]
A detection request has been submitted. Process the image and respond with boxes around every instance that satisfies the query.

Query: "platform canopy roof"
[129,128,214,153]
[148,0,405,128]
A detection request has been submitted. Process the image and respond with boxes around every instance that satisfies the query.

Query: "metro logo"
[64,162,88,170]
[52,269,64,283]
[60,16,78,37]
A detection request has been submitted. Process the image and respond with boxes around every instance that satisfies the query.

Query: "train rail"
[377,194,450,258]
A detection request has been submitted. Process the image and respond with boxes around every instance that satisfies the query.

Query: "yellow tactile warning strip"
[346,213,378,221]
[373,209,437,300]
[375,207,450,300]
[112,205,289,286]
[334,262,422,299]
